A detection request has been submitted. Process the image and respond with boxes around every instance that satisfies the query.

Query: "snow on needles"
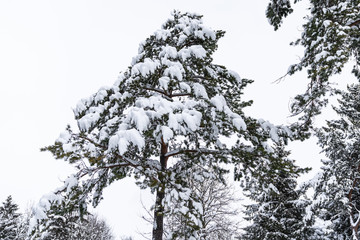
[71,29,247,157]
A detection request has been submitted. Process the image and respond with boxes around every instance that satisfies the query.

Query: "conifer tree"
[29,177,88,239]
[0,196,21,240]
[30,198,79,239]
[38,11,289,240]
[266,0,360,128]
[30,186,114,240]
[242,142,316,240]
[314,84,360,239]
[266,2,360,238]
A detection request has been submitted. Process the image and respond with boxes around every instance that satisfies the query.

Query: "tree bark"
[153,188,165,240]
[152,139,168,240]
[348,163,360,240]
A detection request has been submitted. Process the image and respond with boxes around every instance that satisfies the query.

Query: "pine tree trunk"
[152,139,168,240]
[153,188,165,240]
[348,164,360,239]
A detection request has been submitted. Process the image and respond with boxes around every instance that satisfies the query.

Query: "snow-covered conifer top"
[68,11,249,162]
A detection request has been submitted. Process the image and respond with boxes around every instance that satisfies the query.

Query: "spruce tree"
[38,11,290,239]
[0,196,21,240]
[38,201,78,240]
[242,142,316,240]
[30,184,114,240]
[29,176,87,239]
[314,84,360,239]
[266,0,360,128]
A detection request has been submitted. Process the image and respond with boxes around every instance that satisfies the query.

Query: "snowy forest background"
[2,0,360,239]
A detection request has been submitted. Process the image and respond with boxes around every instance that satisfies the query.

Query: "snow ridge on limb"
[38,11,293,239]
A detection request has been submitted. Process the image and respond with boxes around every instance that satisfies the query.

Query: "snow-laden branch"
[144,86,173,101]
[164,148,226,158]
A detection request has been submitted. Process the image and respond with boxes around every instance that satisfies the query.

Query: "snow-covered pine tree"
[266,0,360,129]
[241,142,316,240]
[314,84,360,239]
[30,183,115,240]
[39,11,290,240]
[31,198,78,239]
[0,196,21,240]
[29,178,88,240]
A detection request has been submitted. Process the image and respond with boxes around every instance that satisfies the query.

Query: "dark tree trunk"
[152,187,165,240]
[349,164,360,239]
[152,139,168,240]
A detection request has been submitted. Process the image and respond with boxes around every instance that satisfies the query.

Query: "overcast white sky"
[0,0,339,239]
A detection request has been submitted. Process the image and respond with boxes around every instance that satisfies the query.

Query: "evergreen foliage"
[39,11,290,240]
[30,207,115,240]
[33,200,80,240]
[266,0,360,129]
[29,181,89,239]
[266,1,360,238]
[242,142,316,240]
[0,196,20,240]
[314,84,360,239]
[266,0,297,30]
[28,190,114,239]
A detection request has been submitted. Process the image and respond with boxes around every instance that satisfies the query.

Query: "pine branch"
[164,148,225,158]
